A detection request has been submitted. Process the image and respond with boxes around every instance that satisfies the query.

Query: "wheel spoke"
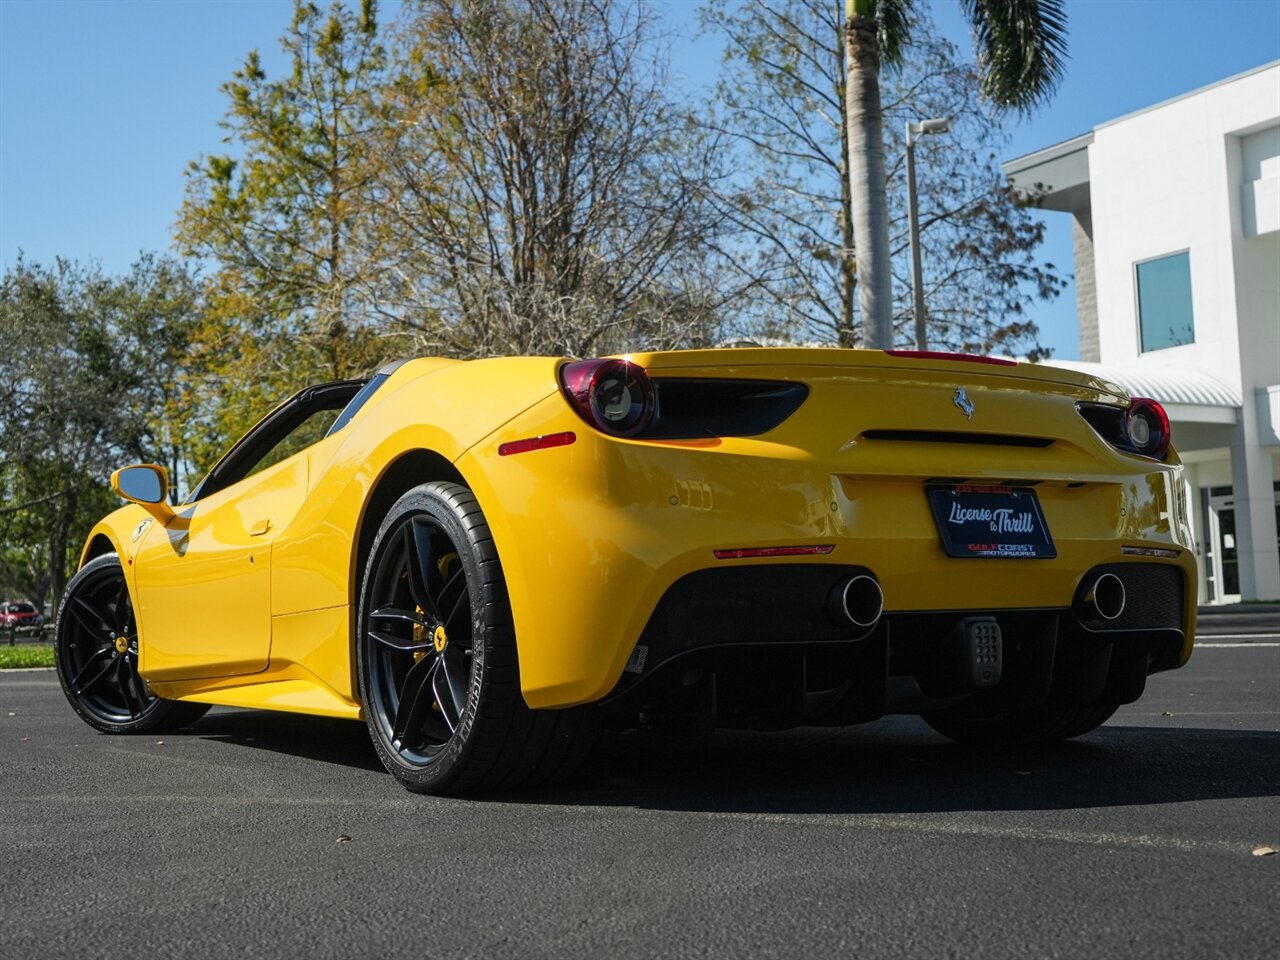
[71,648,114,691]
[437,568,466,625]
[113,578,131,635]
[121,657,149,715]
[435,646,468,732]
[78,655,119,696]
[370,605,431,629]
[113,658,137,717]
[368,629,434,653]
[390,656,437,748]
[70,595,113,640]
[431,668,457,734]
[442,586,471,633]
[403,520,440,621]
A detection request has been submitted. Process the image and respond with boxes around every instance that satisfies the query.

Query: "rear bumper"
[601,561,1186,727]
[458,396,1197,710]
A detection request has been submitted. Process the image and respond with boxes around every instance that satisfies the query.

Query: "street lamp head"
[913,117,950,136]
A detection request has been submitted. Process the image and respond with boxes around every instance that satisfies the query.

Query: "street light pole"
[905,117,949,350]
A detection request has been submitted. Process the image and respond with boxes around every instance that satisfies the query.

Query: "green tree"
[91,254,208,496]
[0,255,210,607]
[843,0,1067,347]
[177,0,397,383]
[704,1,1062,353]
[0,259,139,607]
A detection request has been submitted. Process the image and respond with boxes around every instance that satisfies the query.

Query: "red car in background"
[1,601,44,638]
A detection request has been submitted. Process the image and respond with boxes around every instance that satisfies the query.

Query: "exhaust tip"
[831,574,884,632]
[1084,572,1126,621]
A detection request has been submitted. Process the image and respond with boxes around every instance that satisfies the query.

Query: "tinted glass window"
[241,407,343,481]
[1137,252,1194,351]
[326,373,389,437]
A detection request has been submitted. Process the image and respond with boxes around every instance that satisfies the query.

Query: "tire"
[55,554,210,734]
[357,481,594,794]
[921,702,1119,747]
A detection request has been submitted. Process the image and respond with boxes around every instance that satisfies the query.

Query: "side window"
[241,407,342,481]
[189,380,366,502]
[326,373,389,437]
[1136,251,1194,351]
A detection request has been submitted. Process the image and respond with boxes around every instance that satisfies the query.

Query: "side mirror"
[110,464,175,523]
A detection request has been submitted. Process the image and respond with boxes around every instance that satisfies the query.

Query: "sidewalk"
[1196,602,1280,637]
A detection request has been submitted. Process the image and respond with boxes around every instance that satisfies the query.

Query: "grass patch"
[0,645,55,669]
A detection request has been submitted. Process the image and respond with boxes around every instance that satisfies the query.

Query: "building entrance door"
[1204,489,1240,604]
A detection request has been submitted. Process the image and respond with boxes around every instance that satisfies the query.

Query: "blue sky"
[1,0,1277,360]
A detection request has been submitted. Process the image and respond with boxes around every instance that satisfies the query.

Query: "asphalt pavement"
[1,633,1276,960]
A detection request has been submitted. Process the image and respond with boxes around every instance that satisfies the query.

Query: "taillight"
[559,359,655,437]
[1076,397,1171,460]
[1125,397,1170,460]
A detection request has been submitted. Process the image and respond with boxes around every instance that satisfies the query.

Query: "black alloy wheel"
[358,482,594,794]
[55,553,209,734]
[364,511,474,763]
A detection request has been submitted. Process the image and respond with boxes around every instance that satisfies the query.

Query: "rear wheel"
[357,481,593,794]
[921,702,1119,746]
[55,554,210,734]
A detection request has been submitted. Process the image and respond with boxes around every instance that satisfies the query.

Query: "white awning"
[1042,360,1241,424]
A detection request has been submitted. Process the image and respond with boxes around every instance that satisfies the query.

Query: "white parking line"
[1195,641,1280,648]
[1196,632,1280,640]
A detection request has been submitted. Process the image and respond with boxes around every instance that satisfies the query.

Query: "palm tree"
[844,0,1067,348]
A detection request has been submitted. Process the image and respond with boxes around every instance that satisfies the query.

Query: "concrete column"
[1072,209,1100,362]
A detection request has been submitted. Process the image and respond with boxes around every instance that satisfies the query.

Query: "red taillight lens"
[1126,397,1170,460]
[713,545,835,560]
[559,359,654,437]
[1076,398,1173,461]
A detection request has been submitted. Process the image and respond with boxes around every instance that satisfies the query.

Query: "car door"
[132,452,310,682]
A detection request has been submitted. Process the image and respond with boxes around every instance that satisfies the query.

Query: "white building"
[1005,62,1280,604]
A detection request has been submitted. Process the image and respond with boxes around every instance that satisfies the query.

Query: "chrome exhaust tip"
[830,574,884,634]
[1084,572,1126,621]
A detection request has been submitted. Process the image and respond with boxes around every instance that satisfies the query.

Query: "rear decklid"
[628,347,1153,485]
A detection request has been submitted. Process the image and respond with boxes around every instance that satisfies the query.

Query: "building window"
[1136,251,1195,351]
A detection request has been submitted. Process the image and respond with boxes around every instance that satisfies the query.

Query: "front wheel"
[357,481,593,794]
[55,554,210,734]
[921,702,1119,747]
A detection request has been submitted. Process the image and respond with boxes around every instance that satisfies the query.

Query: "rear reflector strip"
[1121,545,1181,559]
[498,431,576,456]
[885,350,1017,366]
[714,545,835,560]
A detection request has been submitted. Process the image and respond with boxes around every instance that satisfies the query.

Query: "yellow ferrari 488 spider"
[56,348,1196,793]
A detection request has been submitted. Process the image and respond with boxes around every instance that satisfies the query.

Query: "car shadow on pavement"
[190,708,386,774]
[523,715,1280,815]
[181,708,1280,814]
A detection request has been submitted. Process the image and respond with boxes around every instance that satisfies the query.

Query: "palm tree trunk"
[843,12,894,349]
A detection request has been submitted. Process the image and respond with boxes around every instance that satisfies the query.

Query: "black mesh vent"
[1074,562,1184,631]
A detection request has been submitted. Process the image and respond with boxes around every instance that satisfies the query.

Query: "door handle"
[250,519,272,537]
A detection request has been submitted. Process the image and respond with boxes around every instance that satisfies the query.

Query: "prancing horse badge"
[953,387,975,420]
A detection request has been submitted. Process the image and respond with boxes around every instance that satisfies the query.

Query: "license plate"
[926,484,1056,559]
